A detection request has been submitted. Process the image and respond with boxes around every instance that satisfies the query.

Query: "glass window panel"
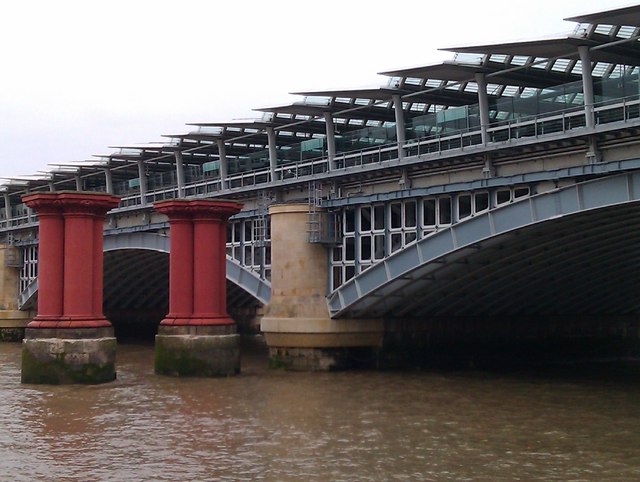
[332,267,343,289]
[423,198,436,226]
[374,235,385,260]
[404,201,417,227]
[439,197,452,224]
[391,203,402,229]
[458,194,472,219]
[475,192,489,212]
[244,221,252,242]
[391,233,403,253]
[496,189,511,205]
[514,187,530,199]
[333,247,342,262]
[345,237,355,261]
[360,206,372,231]
[345,265,355,281]
[374,205,385,230]
[405,232,417,244]
[360,235,372,261]
[345,208,356,233]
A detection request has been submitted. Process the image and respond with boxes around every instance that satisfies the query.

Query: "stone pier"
[261,203,383,370]
[154,199,243,377]
[0,245,32,341]
[21,192,120,384]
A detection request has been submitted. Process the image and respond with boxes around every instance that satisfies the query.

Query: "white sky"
[0,0,631,179]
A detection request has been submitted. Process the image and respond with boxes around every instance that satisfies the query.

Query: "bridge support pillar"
[261,204,383,370]
[0,245,33,341]
[154,199,243,377]
[20,192,120,384]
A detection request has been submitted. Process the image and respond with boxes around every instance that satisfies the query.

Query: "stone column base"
[21,327,116,384]
[155,325,240,377]
[0,310,32,342]
[261,317,384,371]
[267,346,380,371]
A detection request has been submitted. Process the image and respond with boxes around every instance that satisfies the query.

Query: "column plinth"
[21,192,120,384]
[154,199,242,377]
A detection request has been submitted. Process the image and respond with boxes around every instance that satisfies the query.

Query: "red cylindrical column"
[154,201,194,325]
[191,200,242,325]
[155,199,242,327]
[22,192,120,329]
[22,194,64,324]
[92,216,105,317]
[193,215,219,318]
[63,212,95,318]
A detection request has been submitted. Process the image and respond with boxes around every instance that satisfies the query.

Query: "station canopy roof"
[3,4,640,197]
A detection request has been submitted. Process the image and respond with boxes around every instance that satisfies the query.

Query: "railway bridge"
[3,4,640,381]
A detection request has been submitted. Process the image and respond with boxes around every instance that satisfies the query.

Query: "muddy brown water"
[1,338,640,481]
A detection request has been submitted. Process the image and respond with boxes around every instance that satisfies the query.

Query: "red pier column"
[21,191,120,384]
[154,199,242,377]
[156,202,194,325]
[22,195,64,321]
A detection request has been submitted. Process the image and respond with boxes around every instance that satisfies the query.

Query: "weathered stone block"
[155,334,240,377]
[21,337,117,384]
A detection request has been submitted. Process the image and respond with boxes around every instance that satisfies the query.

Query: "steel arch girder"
[327,172,640,318]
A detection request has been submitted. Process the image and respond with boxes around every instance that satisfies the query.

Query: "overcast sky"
[0,0,630,180]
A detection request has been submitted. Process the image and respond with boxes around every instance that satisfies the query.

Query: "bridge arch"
[328,171,640,319]
[19,231,271,311]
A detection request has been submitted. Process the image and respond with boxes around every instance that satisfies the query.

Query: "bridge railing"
[2,95,640,232]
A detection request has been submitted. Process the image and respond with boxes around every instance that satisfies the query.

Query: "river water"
[1,338,640,481]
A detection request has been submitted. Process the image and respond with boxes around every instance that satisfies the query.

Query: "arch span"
[104,232,270,304]
[328,172,640,319]
[19,231,271,310]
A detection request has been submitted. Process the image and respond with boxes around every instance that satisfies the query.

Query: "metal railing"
[2,95,640,231]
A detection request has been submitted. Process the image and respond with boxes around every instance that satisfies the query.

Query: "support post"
[323,112,337,171]
[392,94,406,160]
[20,192,120,384]
[3,193,11,224]
[174,151,186,198]
[216,140,229,190]
[137,160,148,206]
[266,127,279,182]
[0,245,32,341]
[475,73,490,145]
[579,45,595,129]
[154,199,243,377]
[103,168,114,194]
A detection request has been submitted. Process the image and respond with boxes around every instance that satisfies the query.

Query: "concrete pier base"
[261,317,383,370]
[0,310,32,342]
[21,327,116,384]
[155,325,240,377]
[267,346,379,371]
